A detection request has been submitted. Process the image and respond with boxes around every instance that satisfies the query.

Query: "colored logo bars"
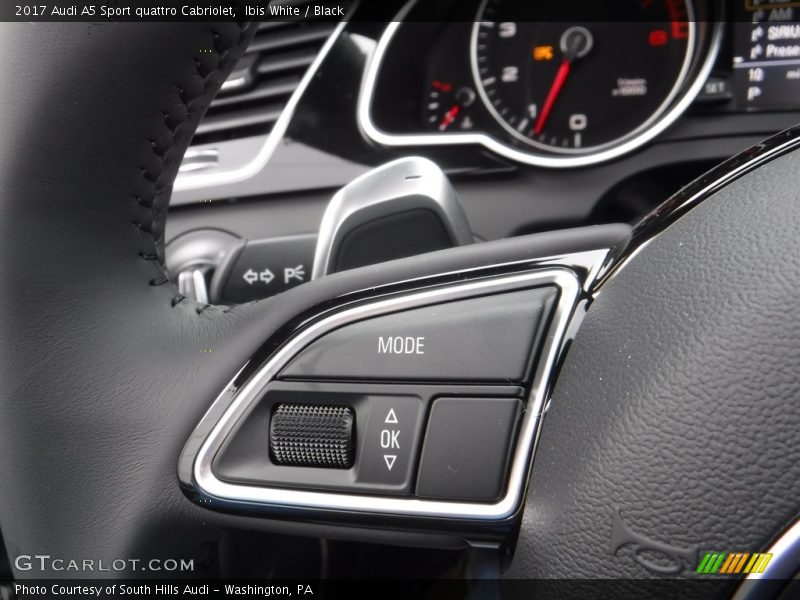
[696,552,773,575]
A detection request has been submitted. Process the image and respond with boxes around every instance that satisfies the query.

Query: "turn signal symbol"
[243,268,275,285]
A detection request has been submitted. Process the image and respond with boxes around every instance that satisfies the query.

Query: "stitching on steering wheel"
[130,18,253,314]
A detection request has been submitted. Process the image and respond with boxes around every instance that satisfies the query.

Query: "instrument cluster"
[359,0,723,168]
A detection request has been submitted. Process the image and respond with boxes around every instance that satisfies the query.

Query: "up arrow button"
[385,408,398,424]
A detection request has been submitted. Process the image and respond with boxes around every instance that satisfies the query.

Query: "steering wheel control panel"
[214,286,556,501]
[181,267,586,524]
[215,381,523,500]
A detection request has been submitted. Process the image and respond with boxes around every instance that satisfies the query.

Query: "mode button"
[280,287,556,383]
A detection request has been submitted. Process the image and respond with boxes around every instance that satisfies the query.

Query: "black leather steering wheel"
[0,20,798,595]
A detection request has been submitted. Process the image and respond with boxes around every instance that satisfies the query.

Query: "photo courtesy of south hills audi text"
[13,583,315,597]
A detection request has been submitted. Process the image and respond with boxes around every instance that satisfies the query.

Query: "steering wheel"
[0,20,798,596]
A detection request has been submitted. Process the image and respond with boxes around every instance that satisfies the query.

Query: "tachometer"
[471,0,697,158]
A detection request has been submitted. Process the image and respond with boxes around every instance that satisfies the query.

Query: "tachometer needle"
[533,59,571,136]
[439,104,461,131]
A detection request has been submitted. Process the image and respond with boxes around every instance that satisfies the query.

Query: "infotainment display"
[732,1,800,111]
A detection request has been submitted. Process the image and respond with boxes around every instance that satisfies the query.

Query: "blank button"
[416,397,522,502]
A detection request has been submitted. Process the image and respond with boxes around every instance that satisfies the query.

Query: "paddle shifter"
[311,157,473,279]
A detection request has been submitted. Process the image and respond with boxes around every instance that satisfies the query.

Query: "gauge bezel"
[357,0,723,169]
[470,0,697,156]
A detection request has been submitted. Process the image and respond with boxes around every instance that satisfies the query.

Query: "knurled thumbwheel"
[270,404,355,468]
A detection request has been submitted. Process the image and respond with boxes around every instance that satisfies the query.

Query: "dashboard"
[166,0,800,301]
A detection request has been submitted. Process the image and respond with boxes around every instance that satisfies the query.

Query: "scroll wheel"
[270,404,355,469]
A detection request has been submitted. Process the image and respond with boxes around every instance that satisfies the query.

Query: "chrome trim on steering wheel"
[181,249,612,521]
[733,517,800,598]
[595,124,800,292]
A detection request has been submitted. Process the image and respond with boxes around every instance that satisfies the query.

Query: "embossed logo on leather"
[609,508,698,575]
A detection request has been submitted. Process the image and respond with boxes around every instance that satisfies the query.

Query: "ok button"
[355,396,424,493]
[380,420,401,467]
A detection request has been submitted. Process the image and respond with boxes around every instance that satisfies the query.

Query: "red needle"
[533,59,572,136]
[439,104,461,131]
